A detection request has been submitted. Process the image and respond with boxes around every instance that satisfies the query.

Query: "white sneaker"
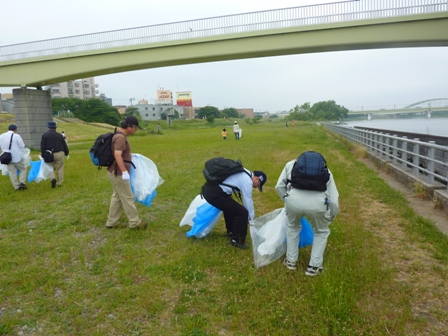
[283,258,297,271]
[305,265,324,276]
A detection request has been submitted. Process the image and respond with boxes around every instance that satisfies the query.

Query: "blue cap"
[47,121,57,129]
[8,124,17,131]
[253,170,267,192]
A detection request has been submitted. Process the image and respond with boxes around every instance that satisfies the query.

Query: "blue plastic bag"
[186,202,221,238]
[27,160,42,183]
[299,217,314,248]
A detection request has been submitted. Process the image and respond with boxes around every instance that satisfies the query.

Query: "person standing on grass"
[106,116,147,230]
[221,128,227,140]
[202,166,267,249]
[233,121,240,140]
[0,124,28,190]
[40,121,69,188]
[275,152,339,276]
[62,131,68,144]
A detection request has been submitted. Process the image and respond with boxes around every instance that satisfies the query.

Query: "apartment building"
[46,78,99,99]
[135,103,185,120]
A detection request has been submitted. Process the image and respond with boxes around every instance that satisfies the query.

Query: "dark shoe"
[19,183,28,190]
[305,265,324,277]
[226,231,233,238]
[283,258,297,271]
[230,239,249,250]
[129,222,148,230]
[51,178,56,188]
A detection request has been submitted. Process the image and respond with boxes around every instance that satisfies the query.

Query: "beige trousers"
[7,158,27,189]
[106,171,141,228]
[50,151,65,185]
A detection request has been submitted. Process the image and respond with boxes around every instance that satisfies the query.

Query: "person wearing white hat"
[233,121,240,140]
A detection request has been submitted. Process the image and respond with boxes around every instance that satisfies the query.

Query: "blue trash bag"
[134,190,157,207]
[299,217,314,248]
[186,202,221,238]
[27,160,42,183]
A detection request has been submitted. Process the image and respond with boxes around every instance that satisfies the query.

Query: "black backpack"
[203,157,250,184]
[289,151,330,191]
[89,129,117,169]
[203,157,251,200]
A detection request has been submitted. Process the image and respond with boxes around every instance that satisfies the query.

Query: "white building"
[135,103,185,121]
[46,78,99,99]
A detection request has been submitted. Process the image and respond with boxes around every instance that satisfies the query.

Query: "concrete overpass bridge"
[1,0,448,87]
[348,98,448,119]
[1,0,447,147]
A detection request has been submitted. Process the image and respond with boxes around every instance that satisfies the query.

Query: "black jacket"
[41,129,69,155]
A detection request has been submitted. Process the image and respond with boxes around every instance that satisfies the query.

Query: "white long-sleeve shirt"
[275,159,339,218]
[0,130,25,163]
[219,168,255,220]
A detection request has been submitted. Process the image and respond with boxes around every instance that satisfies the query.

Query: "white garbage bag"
[130,153,164,207]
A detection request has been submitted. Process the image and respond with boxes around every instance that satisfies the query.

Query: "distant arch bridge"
[348,98,448,116]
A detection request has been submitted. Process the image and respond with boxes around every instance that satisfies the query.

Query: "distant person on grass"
[40,121,69,188]
[0,124,28,190]
[233,121,240,140]
[221,128,227,140]
[106,116,147,230]
[62,131,68,144]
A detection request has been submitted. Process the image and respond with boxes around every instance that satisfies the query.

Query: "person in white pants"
[275,158,339,276]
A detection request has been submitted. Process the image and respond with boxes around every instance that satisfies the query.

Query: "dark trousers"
[202,182,249,244]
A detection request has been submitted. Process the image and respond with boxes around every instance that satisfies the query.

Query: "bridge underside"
[1,12,448,87]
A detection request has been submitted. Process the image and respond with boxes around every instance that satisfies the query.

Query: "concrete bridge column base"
[13,88,53,150]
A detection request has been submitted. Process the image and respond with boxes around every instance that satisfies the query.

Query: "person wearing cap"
[105,116,147,230]
[233,121,240,140]
[40,121,69,188]
[201,167,267,249]
[0,124,28,190]
[275,154,339,276]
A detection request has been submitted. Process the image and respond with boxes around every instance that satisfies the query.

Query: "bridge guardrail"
[325,123,448,192]
[1,0,447,62]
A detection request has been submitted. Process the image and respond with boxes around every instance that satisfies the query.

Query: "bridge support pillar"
[427,111,431,119]
[13,88,53,150]
[367,113,372,121]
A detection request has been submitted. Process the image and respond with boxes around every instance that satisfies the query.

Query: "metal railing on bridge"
[1,0,447,62]
[325,123,448,191]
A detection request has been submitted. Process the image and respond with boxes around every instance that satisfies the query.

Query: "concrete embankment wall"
[355,126,448,216]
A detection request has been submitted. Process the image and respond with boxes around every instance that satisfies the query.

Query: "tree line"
[52,97,349,125]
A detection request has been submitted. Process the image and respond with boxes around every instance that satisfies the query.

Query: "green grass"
[1,119,448,335]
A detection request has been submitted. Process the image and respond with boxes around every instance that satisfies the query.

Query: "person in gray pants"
[275,156,339,276]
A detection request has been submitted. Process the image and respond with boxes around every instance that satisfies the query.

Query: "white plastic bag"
[35,156,53,182]
[180,195,208,226]
[251,208,314,269]
[22,148,31,167]
[130,153,164,207]
[0,163,8,176]
[251,208,288,269]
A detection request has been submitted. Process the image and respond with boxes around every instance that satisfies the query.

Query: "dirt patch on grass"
[356,161,448,334]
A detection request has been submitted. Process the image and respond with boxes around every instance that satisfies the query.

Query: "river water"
[345,118,448,137]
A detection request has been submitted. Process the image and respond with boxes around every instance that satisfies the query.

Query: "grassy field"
[0,118,447,335]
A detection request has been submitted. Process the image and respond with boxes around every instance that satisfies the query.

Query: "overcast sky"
[2,0,448,112]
